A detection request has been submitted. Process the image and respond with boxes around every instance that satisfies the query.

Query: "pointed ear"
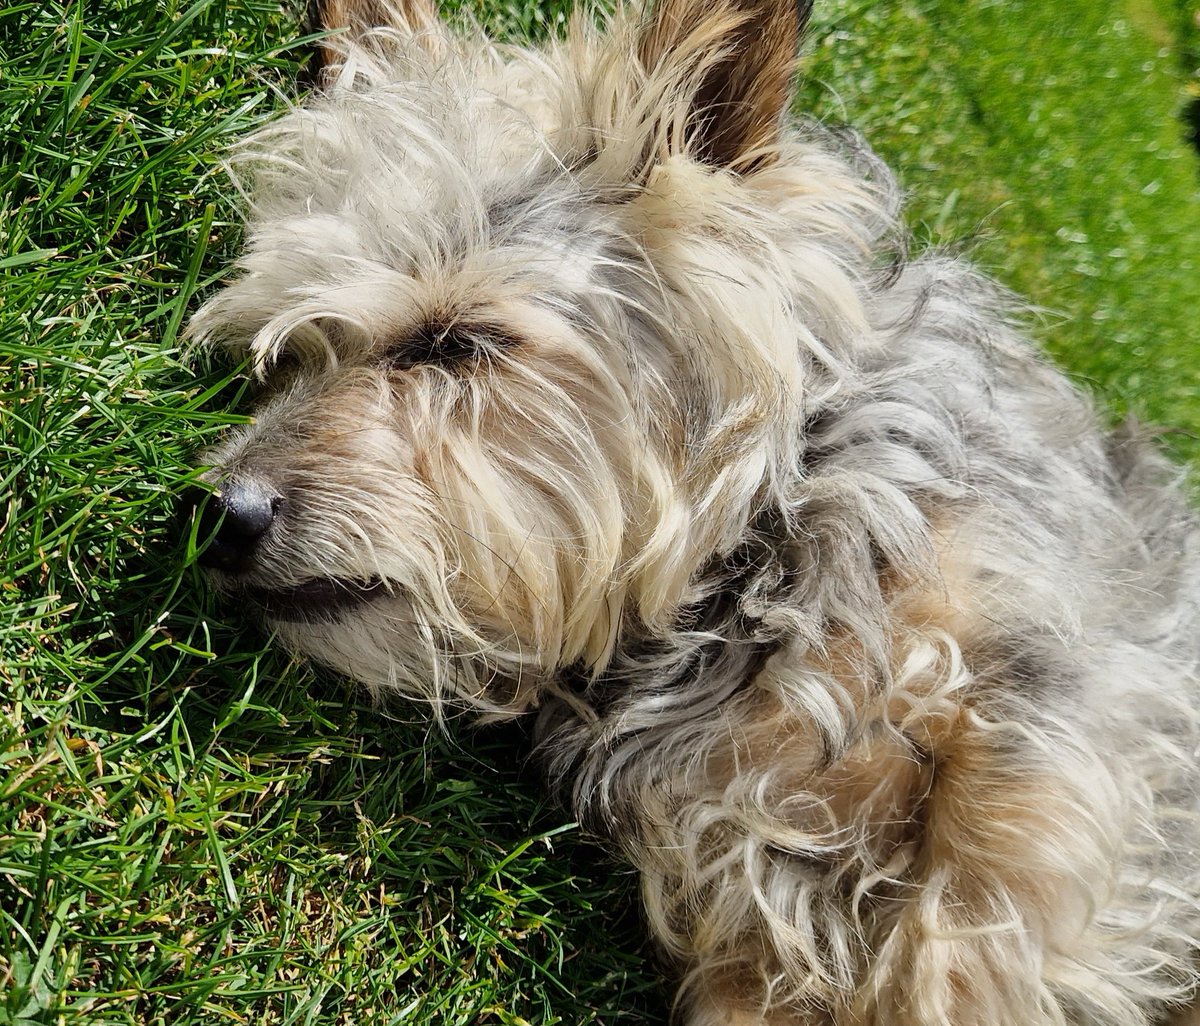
[638,0,811,171]
[304,0,443,79]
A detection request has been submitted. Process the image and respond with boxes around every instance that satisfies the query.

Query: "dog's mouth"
[241,576,387,622]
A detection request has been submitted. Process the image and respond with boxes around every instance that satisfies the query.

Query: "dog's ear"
[305,0,443,80]
[638,0,811,170]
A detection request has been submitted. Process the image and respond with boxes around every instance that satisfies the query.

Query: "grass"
[0,1,1197,1023]
[797,0,1200,459]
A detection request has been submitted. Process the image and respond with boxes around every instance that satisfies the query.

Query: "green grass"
[798,0,1200,460]
[0,1,1197,1023]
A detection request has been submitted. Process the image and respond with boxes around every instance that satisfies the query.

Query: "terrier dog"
[188,0,1200,1022]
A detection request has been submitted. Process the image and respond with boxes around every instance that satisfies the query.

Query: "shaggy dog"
[189,0,1200,1021]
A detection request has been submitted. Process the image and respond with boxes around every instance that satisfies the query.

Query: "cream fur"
[189,2,1200,1022]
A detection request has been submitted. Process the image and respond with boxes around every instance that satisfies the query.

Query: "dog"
[188,0,1200,1021]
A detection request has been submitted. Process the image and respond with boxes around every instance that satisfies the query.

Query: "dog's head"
[189,0,889,713]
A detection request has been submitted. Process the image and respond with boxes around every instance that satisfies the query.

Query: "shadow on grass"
[90,480,673,1023]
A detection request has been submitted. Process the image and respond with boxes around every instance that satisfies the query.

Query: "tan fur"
[193,0,1200,1021]
[1168,1003,1200,1026]
[309,0,444,76]
[313,0,439,38]
[636,0,807,169]
[635,523,1193,1024]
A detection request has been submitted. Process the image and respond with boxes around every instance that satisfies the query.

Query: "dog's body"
[190,1,1200,1021]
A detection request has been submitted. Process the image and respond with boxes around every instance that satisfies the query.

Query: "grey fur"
[190,3,1200,1022]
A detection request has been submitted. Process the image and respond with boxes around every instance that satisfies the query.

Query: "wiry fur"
[189,2,1200,1022]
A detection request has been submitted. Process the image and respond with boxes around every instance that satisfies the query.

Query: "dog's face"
[190,0,867,712]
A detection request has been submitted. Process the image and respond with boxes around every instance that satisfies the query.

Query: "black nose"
[194,477,283,573]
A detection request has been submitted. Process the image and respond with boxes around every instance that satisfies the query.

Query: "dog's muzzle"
[194,475,283,574]
[188,474,387,622]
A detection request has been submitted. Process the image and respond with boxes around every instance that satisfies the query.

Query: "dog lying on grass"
[188,0,1200,1021]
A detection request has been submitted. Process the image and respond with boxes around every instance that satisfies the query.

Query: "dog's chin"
[240,576,387,623]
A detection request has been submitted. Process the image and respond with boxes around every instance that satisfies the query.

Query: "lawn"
[0,1,1197,1024]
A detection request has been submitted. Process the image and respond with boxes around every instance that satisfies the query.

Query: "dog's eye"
[384,321,518,371]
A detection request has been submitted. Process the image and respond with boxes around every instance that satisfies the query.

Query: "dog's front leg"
[849,707,1171,1026]
[623,668,1180,1026]
[616,676,927,1026]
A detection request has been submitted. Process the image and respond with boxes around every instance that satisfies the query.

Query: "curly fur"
[189,2,1200,1022]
